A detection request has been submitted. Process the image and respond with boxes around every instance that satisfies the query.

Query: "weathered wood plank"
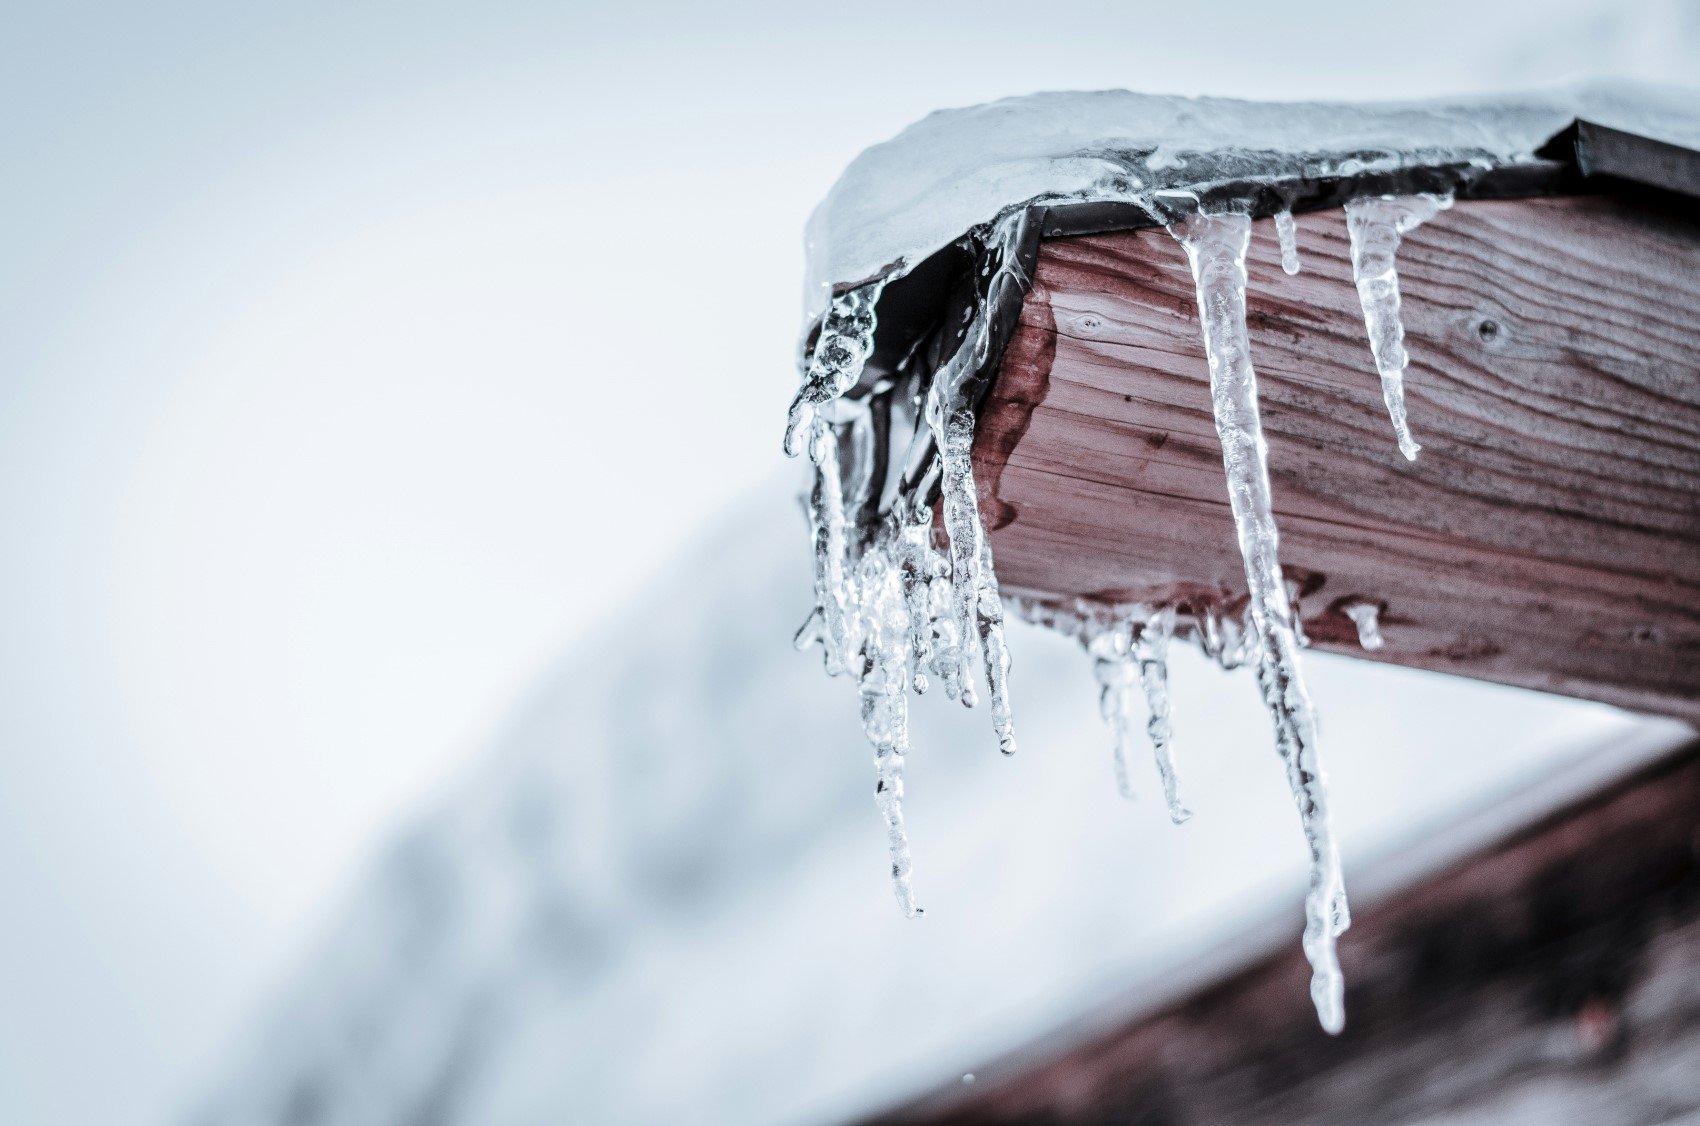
[973,194,1700,721]
[872,738,1700,1125]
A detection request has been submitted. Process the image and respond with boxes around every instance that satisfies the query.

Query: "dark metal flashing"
[1541,119,1700,201]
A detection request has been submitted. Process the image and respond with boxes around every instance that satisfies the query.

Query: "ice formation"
[1023,599,1192,817]
[784,215,1028,912]
[1081,606,1188,822]
[784,279,887,457]
[787,83,1700,1031]
[1172,211,1347,1032]
[787,287,925,914]
[1137,611,1186,824]
[1273,209,1301,275]
[1091,636,1143,801]
[859,540,922,917]
[788,205,1358,1025]
[1344,600,1386,651]
[1345,193,1452,460]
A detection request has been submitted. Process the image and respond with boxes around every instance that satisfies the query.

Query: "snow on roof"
[804,81,1700,322]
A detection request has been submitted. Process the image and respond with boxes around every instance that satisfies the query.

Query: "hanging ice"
[788,202,1363,1018]
[1273,209,1301,275]
[802,419,854,676]
[780,80,1700,1036]
[919,214,1027,756]
[1345,193,1451,461]
[785,216,1029,913]
[784,278,888,457]
[895,500,940,695]
[934,407,1016,751]
[1089,629,1142,801]
[1135,608,1189,824]
[857,542,924,917]
[1197,602,1259,671]
[1028,600,1191,820]
[1172,211,1349,1034]
[1343,600,1386,651]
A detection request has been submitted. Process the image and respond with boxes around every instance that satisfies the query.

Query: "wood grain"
[871,739,1700,1125]
[972,195,1700,720]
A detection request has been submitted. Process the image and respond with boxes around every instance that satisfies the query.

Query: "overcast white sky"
[1,2,1695,1123]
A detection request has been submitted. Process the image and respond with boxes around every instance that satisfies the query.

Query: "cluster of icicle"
[783,217,1026,918]
[1009,596,1270,828]
[785,194,1442,1031]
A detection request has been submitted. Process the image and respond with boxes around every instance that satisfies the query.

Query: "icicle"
[934,407,1016,752]
[935,410,984,708]
[1197,604,1228,667]
[792,606,823,652]
[804,419,854,676]
[1289,583,1312,650]
[1075,604,1187,821]
[977,534,1015,755]
[1087,622,1141,800]
[924,565,967,703]
[918,212,1026,754]
[1344,193,1451,461]
[1173,211,1348,1034]
[1135,607,1190,824]
[1343,600,1385,651]
[895,499,938,694]
[855,544,924,917]
[784,278,888,457]
[785,214,1031,916]
[1198,601,1258,671]
[1273,209,1301,275]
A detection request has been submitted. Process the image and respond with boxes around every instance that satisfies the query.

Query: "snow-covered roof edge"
[804,81,1700,325]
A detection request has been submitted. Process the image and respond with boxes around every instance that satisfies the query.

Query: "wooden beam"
[972,194,1700,721]
[871,737,1700,1125]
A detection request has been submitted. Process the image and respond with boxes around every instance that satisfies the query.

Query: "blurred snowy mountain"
[189,480,1649,1126]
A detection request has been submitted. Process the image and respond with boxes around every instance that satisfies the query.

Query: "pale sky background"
[1,2,1696,1123]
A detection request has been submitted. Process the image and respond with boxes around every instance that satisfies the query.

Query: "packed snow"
[805,82,1700,321]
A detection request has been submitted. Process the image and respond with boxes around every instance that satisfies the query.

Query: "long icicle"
[804,419,854,676]
[976,531,1016,755]
[921,213,1026,755]
[1344,193,1451,461]
[1173,210,1349,1034]
[935,407,1016,752]
[857,545,923,917]
[791,279,886,679]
